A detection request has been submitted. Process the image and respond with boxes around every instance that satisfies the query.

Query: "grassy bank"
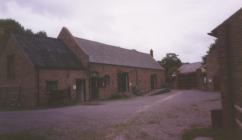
[182,128,242,140]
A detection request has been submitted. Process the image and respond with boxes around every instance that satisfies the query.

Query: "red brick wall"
[58,27,89,68]
[0,37,37,107]
[213,12,242,128]
[216,26,236,128]
[228,15,242,108]
[175,70,204,89]
[38,69,89,105]
[90,63,165,99]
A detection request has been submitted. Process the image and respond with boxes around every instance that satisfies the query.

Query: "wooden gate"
[0,85,21,108]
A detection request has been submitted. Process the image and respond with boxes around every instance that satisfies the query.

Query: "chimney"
[150,49,153,57]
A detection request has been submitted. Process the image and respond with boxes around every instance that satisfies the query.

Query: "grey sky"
[0,0,241,62]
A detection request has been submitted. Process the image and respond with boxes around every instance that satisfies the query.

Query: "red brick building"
[175,62,205,89]
[0,27,164,107]
[209,8,242,129]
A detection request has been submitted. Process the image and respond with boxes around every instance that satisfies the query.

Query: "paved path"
[0,90,221,140]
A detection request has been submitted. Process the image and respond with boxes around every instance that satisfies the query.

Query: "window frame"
[46,80,58,93]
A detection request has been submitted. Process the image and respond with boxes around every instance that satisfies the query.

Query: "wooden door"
[76,79,86,101]
[90,77,99,100]
[150,74,157,90]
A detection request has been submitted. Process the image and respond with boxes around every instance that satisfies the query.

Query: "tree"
[0,19,47,54]
[202,43,216,64]
[159,53,182,85]
[35,31,47,37]
[0,19,24,46]
[0,19,47,43]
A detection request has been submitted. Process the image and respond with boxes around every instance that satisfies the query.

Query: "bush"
[182,128,242,140]
[109,93,127,100]
[0,132,48,140]
[132,86,142,96]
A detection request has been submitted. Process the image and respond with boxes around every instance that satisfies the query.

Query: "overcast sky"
[0,0,242,62]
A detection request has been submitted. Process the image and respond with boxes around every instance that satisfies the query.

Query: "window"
[7,55,15,80]
[46,81,58,93]
[102,75,110,87]
[98,75,110,88]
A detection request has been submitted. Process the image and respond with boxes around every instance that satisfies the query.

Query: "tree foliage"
[202,43,216,64]
[35,31,47,37]
[159,53,182,84]
[0,19,47,47]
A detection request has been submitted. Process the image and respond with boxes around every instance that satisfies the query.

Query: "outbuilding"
[175,62,205,89]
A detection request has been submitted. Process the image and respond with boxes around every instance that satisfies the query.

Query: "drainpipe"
[36,68,40,106]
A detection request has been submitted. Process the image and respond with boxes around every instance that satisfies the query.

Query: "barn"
[208,8,242,129]
[0,27,165,107]
[175,62,205,89]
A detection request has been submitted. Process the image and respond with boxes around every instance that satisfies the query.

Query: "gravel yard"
[0,90,221,140]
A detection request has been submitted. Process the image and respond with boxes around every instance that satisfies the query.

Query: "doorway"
[76,79,86,101]
[117,72,129,92]
[150,74,157,90]
[90,77,99,100]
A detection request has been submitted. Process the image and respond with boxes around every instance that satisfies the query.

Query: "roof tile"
[74,37,163,70]
[14,34,83,69]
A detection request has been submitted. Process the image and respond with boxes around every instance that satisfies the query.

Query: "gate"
[0,85,21,108]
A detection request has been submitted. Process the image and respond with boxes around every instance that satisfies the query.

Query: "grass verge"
[0,132,48,140]
[182,128,242,140]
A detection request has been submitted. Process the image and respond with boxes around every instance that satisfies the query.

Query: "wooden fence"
[234,104,242,129]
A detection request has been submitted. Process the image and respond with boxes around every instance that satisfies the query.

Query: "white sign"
[73,85,76,90]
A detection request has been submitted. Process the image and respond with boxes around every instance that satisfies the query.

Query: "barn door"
[76,79,86,101]
[90,77,99,100]
[150,74,157,90]
[117,72,129,92]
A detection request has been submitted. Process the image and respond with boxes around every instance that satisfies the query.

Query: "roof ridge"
[74,36,150,55]
[74,36,163,70]
[209,8,242,36]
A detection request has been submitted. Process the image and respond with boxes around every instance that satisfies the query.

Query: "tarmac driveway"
[0,90,221,140]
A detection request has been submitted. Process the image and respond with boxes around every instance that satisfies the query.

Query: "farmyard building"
[0,27,165,107]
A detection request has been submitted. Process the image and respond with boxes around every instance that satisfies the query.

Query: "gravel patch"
[0,90,221,140]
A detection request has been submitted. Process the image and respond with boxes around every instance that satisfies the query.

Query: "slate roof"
[13,34,83,69]
[74,37,163,70]
[178,62,202,74]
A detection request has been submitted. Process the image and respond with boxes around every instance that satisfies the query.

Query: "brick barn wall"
[38,69,89,105]
[58,27,89,68]
[214,13,242,127]
[0,37,37,107]
[90,63,165,99]
[175,70,204,89]
[215,26,235,128]
[218,12,242,127]
[228,15,242,107]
